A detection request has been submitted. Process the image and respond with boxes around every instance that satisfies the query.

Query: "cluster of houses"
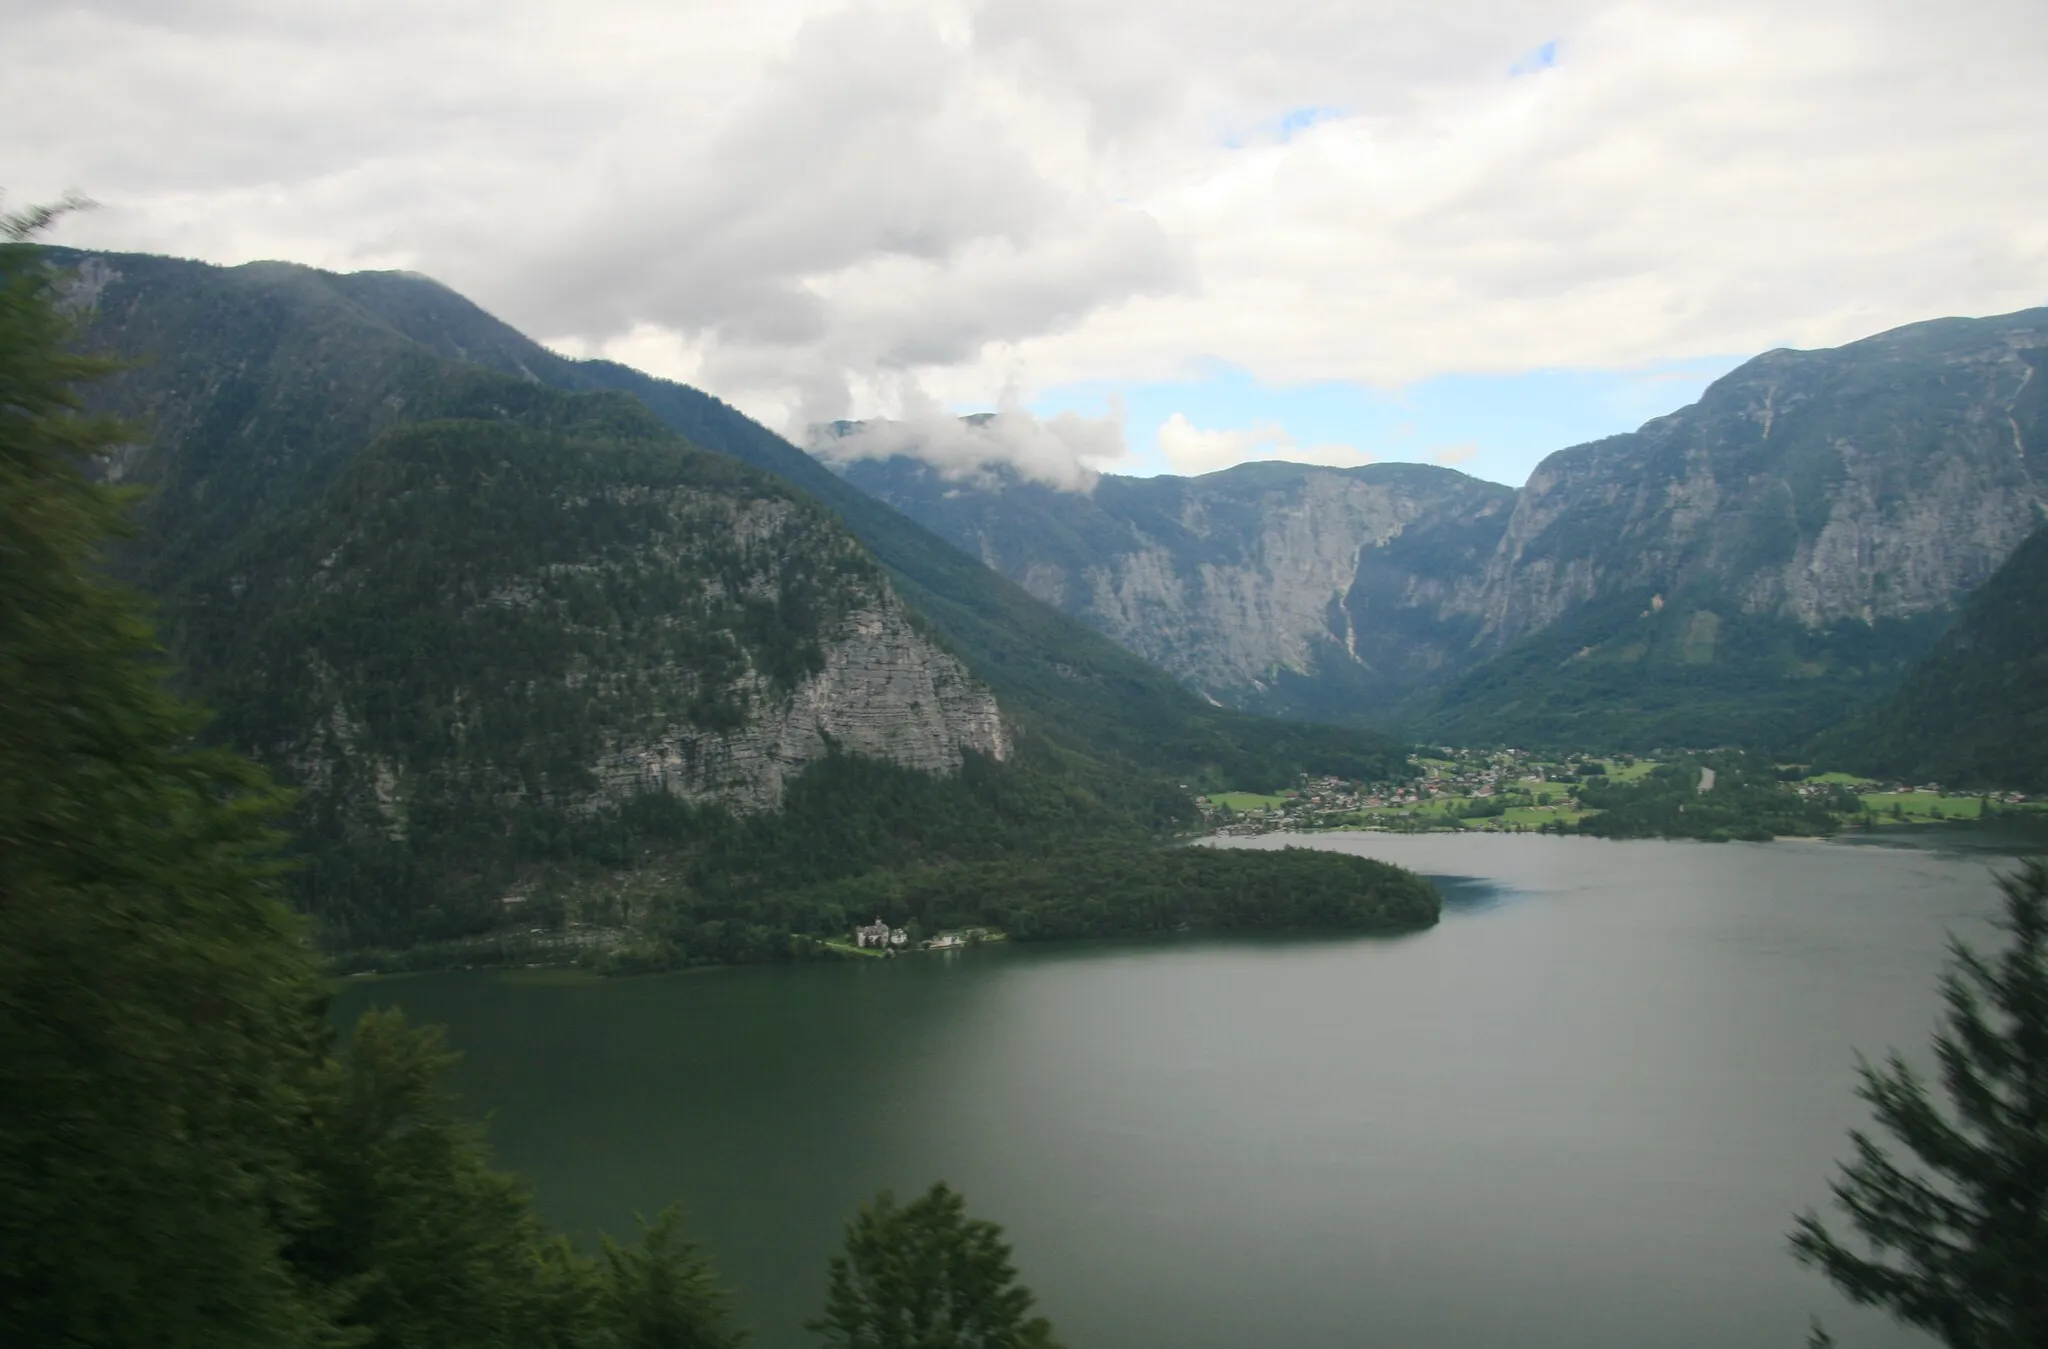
[851,918,984,954]
[1198,748,1569,836]
[852,919,908,950]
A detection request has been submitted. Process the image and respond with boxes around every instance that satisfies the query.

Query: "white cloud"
[9,0,2048,474]
[811,385,1124,491]
[1157,412,1372,476]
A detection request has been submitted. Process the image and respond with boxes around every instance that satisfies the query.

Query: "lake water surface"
[334,832,2031,1349]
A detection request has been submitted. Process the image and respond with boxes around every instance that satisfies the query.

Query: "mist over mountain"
[820,307,2048,749]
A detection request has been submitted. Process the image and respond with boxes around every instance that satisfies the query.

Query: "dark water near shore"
[334,832,2030,1348]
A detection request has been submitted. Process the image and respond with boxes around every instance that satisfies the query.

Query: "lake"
[333,831,2031,1348]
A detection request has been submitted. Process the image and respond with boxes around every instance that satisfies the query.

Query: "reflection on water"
[337,832,2013,1349]
[1419,872,1517,913]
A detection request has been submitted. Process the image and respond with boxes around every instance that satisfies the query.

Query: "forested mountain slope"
[46,248,1420,947]
[826,451,1515,724]
[1813,521,2048,790]
[56,248,1406,788]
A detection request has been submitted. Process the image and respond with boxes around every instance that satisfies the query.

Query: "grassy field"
[1208,791,1289,812]
[1499,804,1595,828]
[1604,760,1658,783]
[1804,771,1879,786]
[1854,791,1988,821]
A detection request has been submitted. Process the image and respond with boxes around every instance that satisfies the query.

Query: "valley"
[823,306,2047,755]
[37,241,2047,972]
[13,12,2048,1349]
[1202,747,2046,841]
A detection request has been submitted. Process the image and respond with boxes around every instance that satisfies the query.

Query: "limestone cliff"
[830,307,2048,743]
[229,415,1008,847]
[830,454,1513,722]
[591,593,1008,813]
[1467,308,2048,650]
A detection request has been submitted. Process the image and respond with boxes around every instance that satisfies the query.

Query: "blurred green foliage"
[1,229,747,1349]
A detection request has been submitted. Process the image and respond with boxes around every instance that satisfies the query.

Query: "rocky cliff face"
[830,454,1513,721]
[1468,310,2048,650]
[220,416,1009,847]
[830,307,2048,743]
[50,249,1010,824]
[591,594,1008,813]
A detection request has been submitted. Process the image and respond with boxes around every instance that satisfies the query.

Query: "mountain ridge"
[816,304,2048,747]
[54,246,1410,790]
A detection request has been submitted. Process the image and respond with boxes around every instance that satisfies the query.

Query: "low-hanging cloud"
[810,387,1125,492]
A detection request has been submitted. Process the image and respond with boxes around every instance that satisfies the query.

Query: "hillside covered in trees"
[40,245,1419,956]
[1813,522,2048,790]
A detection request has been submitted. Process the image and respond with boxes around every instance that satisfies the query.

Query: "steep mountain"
[824,451,1514,723]
[1418,306,2048,747]
[56,247,1407,791]
[814,308,2048,748]
[1814,521,2048,790]
[43,247,1426,946]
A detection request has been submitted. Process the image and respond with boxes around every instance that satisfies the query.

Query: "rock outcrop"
[594,594,1007,812]
[1467,310,2048,650]
[827,306,2048,740]
[830,454,1513,721]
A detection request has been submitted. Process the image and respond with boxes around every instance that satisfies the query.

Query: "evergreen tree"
[1790,859,2048,1347]
[290,1009,601,1349]
[598,1206,749,1349]
[810,1183,1063,1349]
[0,206,329,1344]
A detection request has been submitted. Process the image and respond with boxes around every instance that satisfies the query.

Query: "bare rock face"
[1466,310,2048,649]
[832,308,2048,735]
[231,414,1012,842]
[593,593,1008,812]
[833,456,1513,720]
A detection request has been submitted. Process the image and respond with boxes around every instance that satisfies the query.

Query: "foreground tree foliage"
[1790,859,2048,1348]
[0,219,745,1348]
[0,204,329,1347]
[811,1184,1063,1349]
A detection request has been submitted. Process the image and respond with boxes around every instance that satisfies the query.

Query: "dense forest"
[1563,755,1852,842]
[765,842,1439,947]
[1812,522,2048,791]
[1413,588,1945,755]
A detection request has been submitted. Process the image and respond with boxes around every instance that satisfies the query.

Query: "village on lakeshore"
[833,918,1002,958]
[1198,746,2042,838]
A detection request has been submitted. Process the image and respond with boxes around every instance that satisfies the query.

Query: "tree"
[291,1008,604,1349]
[598,1206,749,1349]
[1790,859,2048,1348]
[809,1183,1064,1349]
[0,201,340,1346]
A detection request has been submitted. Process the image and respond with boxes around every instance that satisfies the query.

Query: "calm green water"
[334,832,2027,1348]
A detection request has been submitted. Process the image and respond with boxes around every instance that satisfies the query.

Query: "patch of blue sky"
[1014,356,1747,488]
[1222,105,1346,150]
[1509,39,1559,77]
[1277,106,1344,141]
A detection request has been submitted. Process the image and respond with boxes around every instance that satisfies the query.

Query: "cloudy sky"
[9,0,2047,487]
